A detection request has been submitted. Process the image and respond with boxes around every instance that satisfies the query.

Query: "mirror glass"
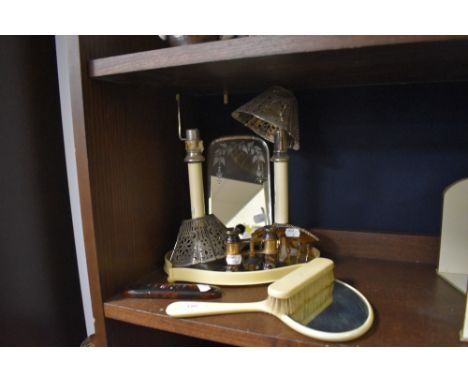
[208,136,272,238]
[279,280,373,341]
[306,281,371,333]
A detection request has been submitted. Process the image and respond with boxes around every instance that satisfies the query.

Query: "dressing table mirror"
[208,136,272,237]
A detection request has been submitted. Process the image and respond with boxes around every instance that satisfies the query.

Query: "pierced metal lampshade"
[231,86,300,150]
[170,214,227,267]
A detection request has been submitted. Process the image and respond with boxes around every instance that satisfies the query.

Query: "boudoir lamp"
[170,95,226,267]
[232,86,299,224]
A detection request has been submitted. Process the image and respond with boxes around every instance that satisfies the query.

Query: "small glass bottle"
[225,228,242,272]
[245,237,262,271]
[263,226,278,270]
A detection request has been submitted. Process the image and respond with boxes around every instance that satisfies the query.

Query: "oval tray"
[164,248,320,286]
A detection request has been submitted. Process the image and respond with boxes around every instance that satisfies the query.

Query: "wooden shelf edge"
[103,302,311,347]
[90,35,468,79]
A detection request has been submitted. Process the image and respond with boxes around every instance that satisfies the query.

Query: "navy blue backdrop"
[198,82,468,235]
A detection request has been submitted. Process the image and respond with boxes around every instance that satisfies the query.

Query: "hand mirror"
[166,278,374,342]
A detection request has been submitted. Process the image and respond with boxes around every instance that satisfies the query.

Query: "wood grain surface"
[104,256,467,346]
[89,36,468,93]
[90,36,467,77]
[311,229,440,265]
[74,36,190,345]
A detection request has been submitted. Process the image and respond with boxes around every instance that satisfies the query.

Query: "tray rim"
[164,248,320,286]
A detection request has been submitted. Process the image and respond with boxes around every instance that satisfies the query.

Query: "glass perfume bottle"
[225,227,243,272]
[245,238,263,271]
[251,224,319,267]
[262,226,279,270]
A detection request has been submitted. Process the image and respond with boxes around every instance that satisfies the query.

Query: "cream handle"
[187,162,205,219]
[274,161,289,224]
[166,300,267,318]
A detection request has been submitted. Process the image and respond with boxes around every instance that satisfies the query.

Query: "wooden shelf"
[104,230,467,346]
[89,36,468,94]
[64,37,468,346]
[104,257,466,346]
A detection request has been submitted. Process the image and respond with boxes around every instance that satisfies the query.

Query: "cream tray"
[164,248,320,286]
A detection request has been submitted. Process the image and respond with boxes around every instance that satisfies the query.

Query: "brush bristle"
[266,258,334,324]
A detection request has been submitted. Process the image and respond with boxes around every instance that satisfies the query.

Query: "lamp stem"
[274,161,289,224]
[183,129,205,219]
[272,129,289,224]
[176,95,206,219]
[187,162,205,219]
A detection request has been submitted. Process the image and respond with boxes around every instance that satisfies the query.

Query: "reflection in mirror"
[208,136,272,237]
[306,281,371,332]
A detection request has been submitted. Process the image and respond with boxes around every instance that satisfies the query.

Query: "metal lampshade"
[231,86,300,151]
[170,214,226,267]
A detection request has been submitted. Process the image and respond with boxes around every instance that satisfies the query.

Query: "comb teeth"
[266,259,334,324]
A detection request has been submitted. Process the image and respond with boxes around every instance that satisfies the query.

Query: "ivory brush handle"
[187,162,205,219]
[274,161,289,224]
[166,300,268,318]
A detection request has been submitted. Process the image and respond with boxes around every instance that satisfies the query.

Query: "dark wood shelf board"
[311,228,440,265]
[89,36,468,94]
[104,256,466,346]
